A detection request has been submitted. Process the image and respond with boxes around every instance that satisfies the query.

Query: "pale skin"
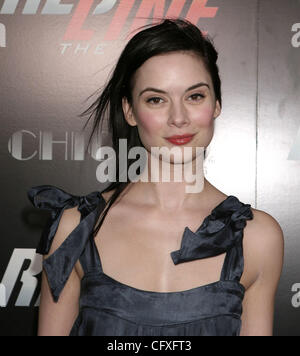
[38,51,284,336]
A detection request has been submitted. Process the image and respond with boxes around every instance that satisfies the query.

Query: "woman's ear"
[213,100,221,119]
[122,97,137,127]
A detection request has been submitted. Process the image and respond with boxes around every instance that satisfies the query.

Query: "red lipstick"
[165,134,195,145]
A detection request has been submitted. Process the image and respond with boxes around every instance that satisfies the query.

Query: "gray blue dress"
[27,185,253,336]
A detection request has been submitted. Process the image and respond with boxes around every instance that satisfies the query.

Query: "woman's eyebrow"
[139,82,210,97]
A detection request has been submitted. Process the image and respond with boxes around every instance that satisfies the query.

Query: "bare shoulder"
[101,189,116,204]
[243,207,285,285]
[247,208,285,250]
[101,186,129,205]
[240,208,285,335]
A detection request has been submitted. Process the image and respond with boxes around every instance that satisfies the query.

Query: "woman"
[28,18,284,336]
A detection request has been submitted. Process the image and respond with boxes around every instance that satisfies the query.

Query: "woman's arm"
[240,211,284,336]
[37,207,82,336]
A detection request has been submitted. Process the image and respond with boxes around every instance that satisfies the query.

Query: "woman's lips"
[165,134,195,145]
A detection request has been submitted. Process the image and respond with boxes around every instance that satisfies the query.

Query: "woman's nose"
[167,101,190,127]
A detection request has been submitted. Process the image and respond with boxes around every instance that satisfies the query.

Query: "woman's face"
[122,51,221,163]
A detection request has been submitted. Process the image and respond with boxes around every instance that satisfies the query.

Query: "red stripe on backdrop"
[104,0,136,41]
[63,0,94,41]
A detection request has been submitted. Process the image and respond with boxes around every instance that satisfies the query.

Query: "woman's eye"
[188,93,205,101]
[146,97,164,104]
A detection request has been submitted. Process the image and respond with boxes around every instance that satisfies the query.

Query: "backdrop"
[0,0,299,336]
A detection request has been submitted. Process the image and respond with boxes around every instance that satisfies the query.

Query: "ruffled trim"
[27,185,106,302]
[170,196,253,265]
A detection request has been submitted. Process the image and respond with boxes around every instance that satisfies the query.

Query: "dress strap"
[219,242,244,282]
[219,202,253,282]
[79,235,104,274]
[170,196,253,283]
[27,185,106,302]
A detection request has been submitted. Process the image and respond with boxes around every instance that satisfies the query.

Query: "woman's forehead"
[132,52,211,93]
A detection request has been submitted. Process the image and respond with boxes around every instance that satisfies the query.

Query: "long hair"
[80,17,222,236]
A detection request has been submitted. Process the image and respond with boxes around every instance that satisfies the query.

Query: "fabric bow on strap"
[170,196,253,265]
[27,185,106,302]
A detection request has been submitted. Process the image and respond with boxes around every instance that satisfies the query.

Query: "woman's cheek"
[192,106,215,126]
[135,110,163,134]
